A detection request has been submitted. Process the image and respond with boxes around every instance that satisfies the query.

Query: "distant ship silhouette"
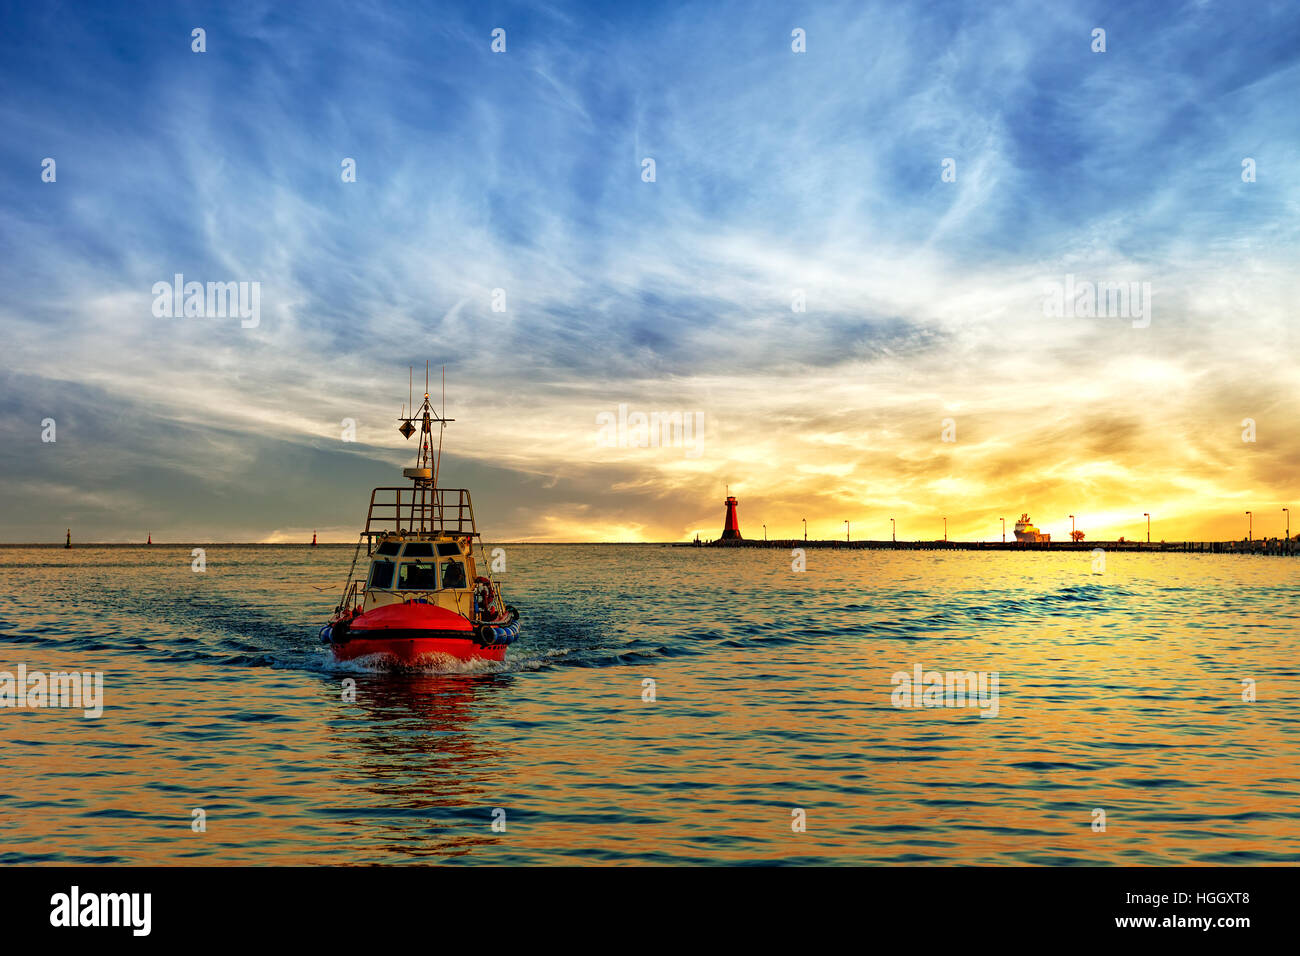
[1013,514,1050,543]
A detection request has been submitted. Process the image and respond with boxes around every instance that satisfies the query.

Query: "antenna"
[433,365,447,487]
[398,362,455,481]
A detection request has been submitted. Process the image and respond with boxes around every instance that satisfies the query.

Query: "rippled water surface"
[1,544,1297,865]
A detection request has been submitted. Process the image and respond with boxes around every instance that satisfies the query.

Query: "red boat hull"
[332,635,506,664]
[330,601,504,665]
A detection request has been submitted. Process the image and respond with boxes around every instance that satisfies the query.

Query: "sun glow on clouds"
[0,1,1297,543]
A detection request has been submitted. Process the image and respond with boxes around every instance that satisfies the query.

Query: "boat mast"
[397,362,454,535]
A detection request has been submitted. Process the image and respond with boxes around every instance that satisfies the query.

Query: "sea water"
[1,544,1296,865]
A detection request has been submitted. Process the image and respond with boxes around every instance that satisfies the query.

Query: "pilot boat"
[318,369,520,665]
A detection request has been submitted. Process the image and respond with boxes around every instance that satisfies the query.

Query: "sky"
[1,0,1298,543]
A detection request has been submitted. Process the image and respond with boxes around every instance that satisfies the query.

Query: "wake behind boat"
[318,368,520,666]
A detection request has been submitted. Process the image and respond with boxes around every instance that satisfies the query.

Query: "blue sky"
[1,0,1298,542]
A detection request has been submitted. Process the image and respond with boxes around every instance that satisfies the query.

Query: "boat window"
[402,542,434,557]
[436,542,461,556]
[368,560,395,589]
[375,540,400,556]
[397,560,439,590]
[441,559,467,590]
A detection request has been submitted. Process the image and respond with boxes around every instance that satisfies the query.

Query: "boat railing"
[363,486,478,541]
[332,534,364,617]
[334,578,363,619]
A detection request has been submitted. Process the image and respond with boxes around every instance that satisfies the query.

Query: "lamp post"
[802,517,807,542]
[1069,514,1075,541]
[1246,511,1252,542]
[1283,508,1289,548]
[1000,517,1005,543]
[1144,513,1150,544]
[942,517,947,543]
[845,520,850,543]
[763,523,767,542]
[891,517,896,542]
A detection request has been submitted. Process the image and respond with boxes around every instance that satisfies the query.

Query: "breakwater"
[690,538,1298,555]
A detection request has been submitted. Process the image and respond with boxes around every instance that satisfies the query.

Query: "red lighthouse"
[720,493,742,540]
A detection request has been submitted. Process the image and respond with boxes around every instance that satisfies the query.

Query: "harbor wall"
[691,538,1299,555]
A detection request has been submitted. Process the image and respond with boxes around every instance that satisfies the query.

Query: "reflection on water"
[330,674,510,862]
[0,545,1297,864]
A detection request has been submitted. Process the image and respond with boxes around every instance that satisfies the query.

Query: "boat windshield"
[397,560,439,590]
[441,559,467,589]
[368,560,395,589]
